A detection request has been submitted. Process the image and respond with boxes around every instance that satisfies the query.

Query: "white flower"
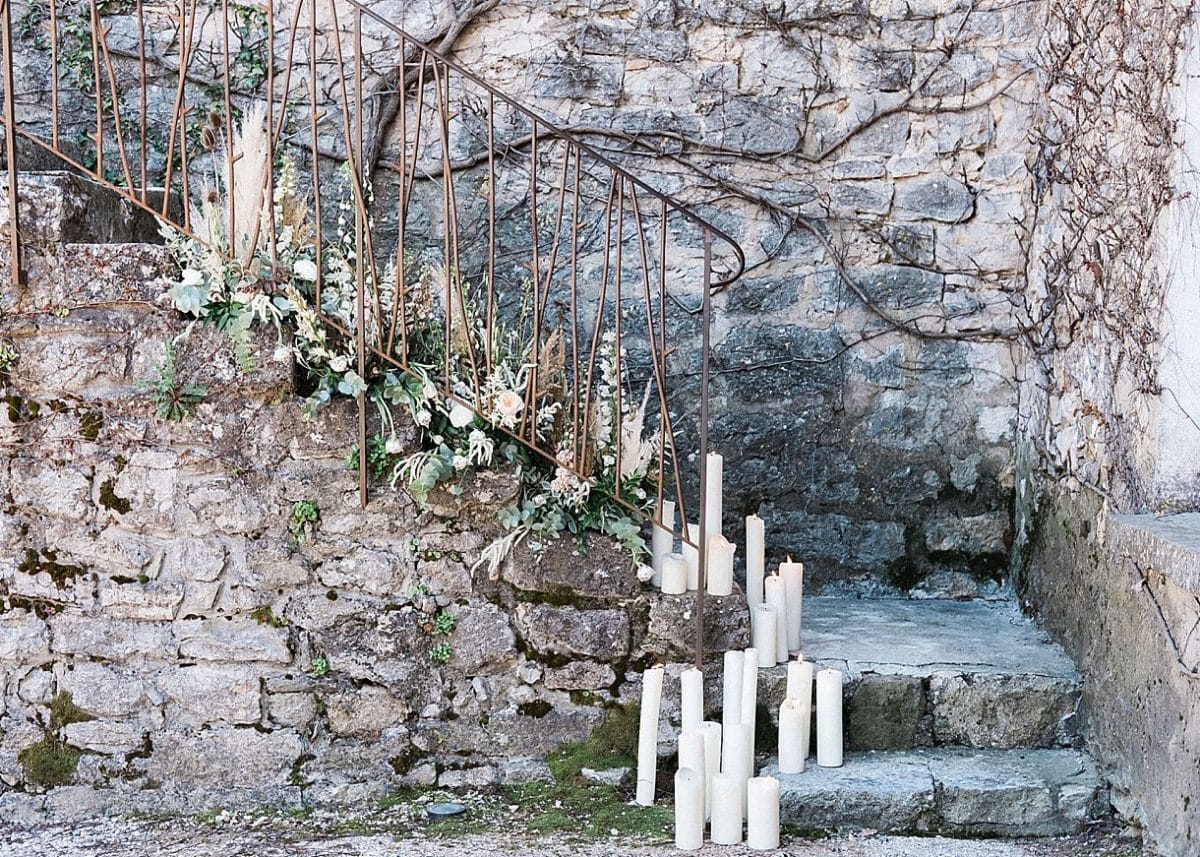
[448,402,475,429]
[293,259,318,281]
[181,267,205,286]
[636,563,655,583]
[385,435,404,455]
[493,390,524,426]
[452,454,469,471]
[329,355,349,373]
[467,429,494,466]
[432,434,444,446]
[415,409,432,427]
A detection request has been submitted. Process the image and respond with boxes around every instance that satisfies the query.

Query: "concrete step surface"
[765,747,1107,837]
[758,598,1083,751]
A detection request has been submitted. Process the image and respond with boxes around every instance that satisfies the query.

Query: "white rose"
[448,402,475,429]
[293,259,318,281]
[452,454,469,471]
[415,409,432,427]
[329,355,349,373]
[636,563,655,583]
[385,435,404,455]
[181,268,205,286]
[495,390,524,419]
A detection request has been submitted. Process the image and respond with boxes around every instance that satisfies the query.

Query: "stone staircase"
[754,597,1108,836]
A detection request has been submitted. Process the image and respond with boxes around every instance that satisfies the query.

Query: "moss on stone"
[48,691,94,731]
[98,477,131,513]
[78,409,104,441]
[545,703,638,783]
[18,738,81,788]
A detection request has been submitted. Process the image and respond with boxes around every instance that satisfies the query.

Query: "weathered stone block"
[514,604,629,660]
[137,728,303,789]
[9,460,91,522]
[61,720,147,755]
[97,579,183,621]
[642,592,750,661]
[57,662,159,720]
[543,661,616,690]
[924,511,1010,555]
[449,603,517,676]
[502,535,640,602]
[770,754,936,832]
[317,547,404,597]
[929,673,1078,749]
[177,619,291,664]
[326,686,409,738]
[0,613,49,662]
[895,175,974,223]
[49,614,174,661]
[157,664,263,726]
[848,673,927,750]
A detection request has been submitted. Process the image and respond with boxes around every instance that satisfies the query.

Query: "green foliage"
[428,642,452,663]
[345,435,397,480]
[546,704,639,784]
[432,609,456,636]
[0,341,18,379]
[18,738,81,788]
[138,340,205,422]
[503,781,673,840]
[288,499,320,541]
[309,656,330,678]
[48,692,93,731]
[251,606,289,628]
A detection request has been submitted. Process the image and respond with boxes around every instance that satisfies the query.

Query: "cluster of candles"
[650,454,804,667]
[634,655,844,850]
[636,453,845,850]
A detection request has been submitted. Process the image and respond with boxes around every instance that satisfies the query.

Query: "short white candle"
[779,557,804,653]
[740,649,759,773]
[745,776,781,850]
[636,666,665,805]
[680,667,704,736]
[698,721,722,821]
[706,535,736,596]
[720,721,752,814]
[651,499,676,587]
[661,552,687,595]
[764,575,788,665]
[787,658,815,760]
[721,649,743,728]
[704,451,723,543]
[745,514,765,610]
[778,698,810,774]
[682,522,700,590]
[674,767,705,851]
[709,772,743,845]
[751,605,777,668]
[677,730,705,790]
[816,668,844,768]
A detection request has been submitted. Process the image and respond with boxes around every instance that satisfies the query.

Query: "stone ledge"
[1112,513,1200,593]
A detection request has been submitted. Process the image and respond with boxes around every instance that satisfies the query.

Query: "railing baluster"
[1,0,21,288]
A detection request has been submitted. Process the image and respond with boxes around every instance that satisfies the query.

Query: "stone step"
[764,747,1108,837]
[0,242,175,315]
[758,598,1082,750]
[0,170,165,245]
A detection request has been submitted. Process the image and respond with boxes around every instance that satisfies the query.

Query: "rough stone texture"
[1022,496,1200,857]
[769,748,1105,836]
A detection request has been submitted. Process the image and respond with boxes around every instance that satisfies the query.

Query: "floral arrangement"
[158,108,663,571]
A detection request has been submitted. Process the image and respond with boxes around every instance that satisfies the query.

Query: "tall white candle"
[745,514,765,610]
[680,667,704,736]
[674,767,704,851]
[721,650,743,728]
[778,698,810,774]
[780,558,804,652]
[698,721,722,821]
[751,605,777,668]
[704,451,723,544]
[682,522,700,591]
[745,776,781,850]
[816,668,843,768]
[678,731,705,788]
[764,575,788,665]
[661,552,687,595]
[636,666,665,805]
[706,536,735,596]
[740,649,759,773]
[651,499,676,587]
[720,721,752,815]
[710,772,743,845]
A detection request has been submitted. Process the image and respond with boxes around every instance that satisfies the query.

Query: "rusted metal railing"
[0,0,745,662]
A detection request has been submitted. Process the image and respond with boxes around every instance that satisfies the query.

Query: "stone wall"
[1022,497,1200,857]
[0,188,748,815]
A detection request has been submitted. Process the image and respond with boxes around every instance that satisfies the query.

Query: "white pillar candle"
[651,499,676,587]
[682,522,700,590]
[780,558,804,653]
[678,730,705,784]
[710,772,743,845]
[680,667,704,736]
[661,552,687,595]
[740,650,759,773]
[751,605,777,668]
[720,721,752,816]
[721,650,743,728]
[704,451,723,543]
[698,721,722,821]
[764,575,788,665]
[745,776,781,850]
[816,668,844,768]
[706,535,735,596]
[745,514,765,610]
[674,767,704,851]
[778,698,810,774]
[786,657,814,704]
[636,665,665,805]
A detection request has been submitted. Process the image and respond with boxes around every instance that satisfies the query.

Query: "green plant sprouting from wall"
[289,499,319,542]
[137,339,206,421]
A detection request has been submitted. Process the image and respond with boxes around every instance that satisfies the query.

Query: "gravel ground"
[0,817,1151,857]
